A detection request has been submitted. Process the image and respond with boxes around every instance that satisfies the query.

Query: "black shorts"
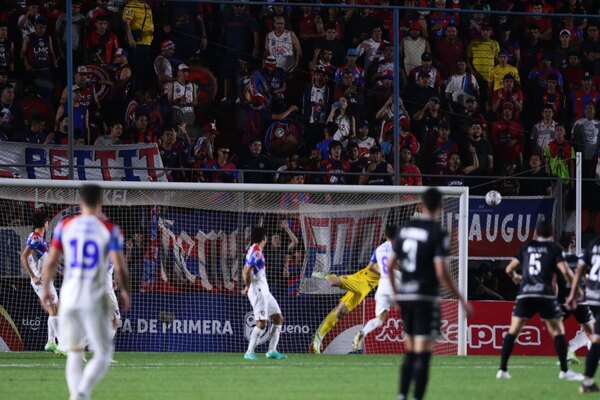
[398,300,440,339]
[591,306,600,336]
[561,304,595,325]
[513,297,563,320]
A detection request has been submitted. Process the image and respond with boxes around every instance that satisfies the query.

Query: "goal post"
[0,180,468,355]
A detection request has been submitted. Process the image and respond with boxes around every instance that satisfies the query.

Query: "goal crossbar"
[0,179,469,355]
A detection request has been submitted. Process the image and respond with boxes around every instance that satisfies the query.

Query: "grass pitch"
[0,353,589,399]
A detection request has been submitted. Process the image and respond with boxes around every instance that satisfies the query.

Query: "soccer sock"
[362,318,383,336]
[569,330,588,353]
[413,352,432,400]
[316,312,338,339]
[399,351,416,398]
[268,324,282,352]
[554,335,569,372]
[110,328,117,340]
[77,351,112,397]
[48,316,60,344]
[247,326,265,354]
[66,351,84,397]
[47,317,54,343]
[500,333,516,371]
[584,343,600,381]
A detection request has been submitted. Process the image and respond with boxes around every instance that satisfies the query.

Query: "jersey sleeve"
[434,230,450,258]
[122,4,134,22]
[369,249,377,263]
[108,225,124,252]
[27,233,42,250]
[50,222,64,251]
[245,248,265,271]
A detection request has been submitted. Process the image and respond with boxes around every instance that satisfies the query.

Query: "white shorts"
[248,285,281,321]
[106,291,121,327]
[60,300,113,354]
[375,279,394,317]
[31,279,59,305]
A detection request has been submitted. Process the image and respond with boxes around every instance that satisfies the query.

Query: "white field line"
[0,361,538,369]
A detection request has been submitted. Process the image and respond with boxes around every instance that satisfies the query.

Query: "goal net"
[0,180,468,355]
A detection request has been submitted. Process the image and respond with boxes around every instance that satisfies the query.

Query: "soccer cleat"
[54,348,67,357]
[352,331,364,351]
[311,272,327,279]
[312,335,322,354]
[44,342,57,352]
[579,382,600,393]
[567,350,580,365]
[559,369,584,381]
[265,351,287,360]
[69,393,90,400]
[244,352,257,360]
[496,369,511,379]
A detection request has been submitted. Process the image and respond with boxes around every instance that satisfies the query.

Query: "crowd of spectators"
[0,0,599,195]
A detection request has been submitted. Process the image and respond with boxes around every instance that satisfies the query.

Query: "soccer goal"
[0,180,468,356]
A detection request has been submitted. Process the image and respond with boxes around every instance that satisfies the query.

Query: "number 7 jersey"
[51,215,124,310]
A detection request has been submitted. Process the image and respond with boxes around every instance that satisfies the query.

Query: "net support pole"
[66,0,74,180]
[392,8,400,185]
[576,152,582,255]
[457,187,469,356]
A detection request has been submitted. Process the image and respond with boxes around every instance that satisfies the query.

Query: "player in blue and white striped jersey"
[20,212,62,353]
[242,226,286,361]
[106,261,122,338]
[352,225,397,352]
[41,184,130,400]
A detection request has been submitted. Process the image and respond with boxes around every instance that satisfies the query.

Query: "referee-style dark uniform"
[394,218,449,339]
[511,240,564,321]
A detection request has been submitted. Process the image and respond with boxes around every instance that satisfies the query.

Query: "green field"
[0,353,590,399]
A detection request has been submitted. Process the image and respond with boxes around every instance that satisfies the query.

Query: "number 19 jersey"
[51,215,124,310]
[515,239,564,299]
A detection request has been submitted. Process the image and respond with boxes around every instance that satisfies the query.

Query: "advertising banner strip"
[0,142,166,182]
[467,197,555,259]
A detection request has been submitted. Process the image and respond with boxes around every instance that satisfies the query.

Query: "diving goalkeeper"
[312,264,379,354]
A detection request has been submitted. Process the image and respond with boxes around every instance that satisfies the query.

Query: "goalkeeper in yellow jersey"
[312,264,380,354]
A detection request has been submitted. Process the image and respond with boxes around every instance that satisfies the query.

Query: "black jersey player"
[567,234,600,393]
[556,232,594,365]
[497,219,583,381]
[388,188,472,400]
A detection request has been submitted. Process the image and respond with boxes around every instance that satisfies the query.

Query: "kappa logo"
[375,318,542,350]
[376,318,455,344]
[469,324,541,349]
[375,318,406,342]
